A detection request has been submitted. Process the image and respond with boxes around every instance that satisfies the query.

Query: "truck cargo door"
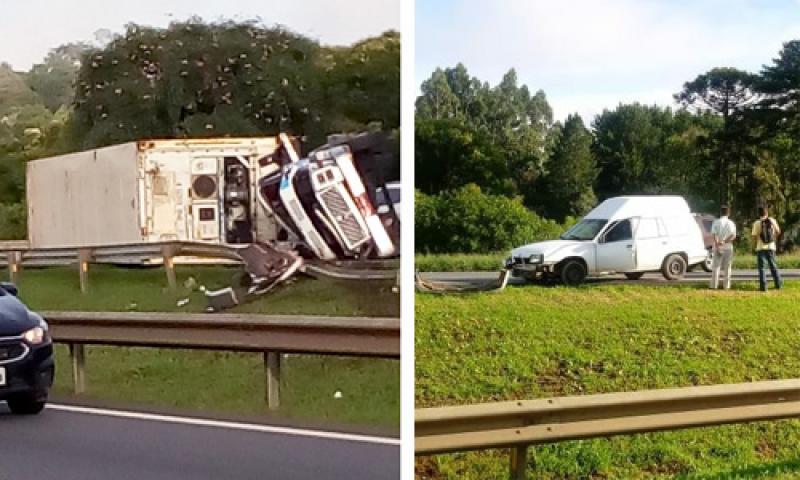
[150,173,179,241]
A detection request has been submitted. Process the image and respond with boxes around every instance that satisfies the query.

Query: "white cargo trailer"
[26,138,284,248]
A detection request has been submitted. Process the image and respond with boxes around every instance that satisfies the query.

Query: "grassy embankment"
[416,281,800,478]
[12,265,399,430]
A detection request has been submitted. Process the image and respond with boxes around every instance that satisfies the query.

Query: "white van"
[506,196,709,285]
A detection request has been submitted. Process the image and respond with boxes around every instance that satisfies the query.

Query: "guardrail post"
[265,351,281,409]
[69,343,86,394]
[78,249,92,294]
[509,446,528,480]
[7,251,20,283]
[161,244,178,291]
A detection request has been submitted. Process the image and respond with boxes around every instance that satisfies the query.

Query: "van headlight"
[528,254,544,264]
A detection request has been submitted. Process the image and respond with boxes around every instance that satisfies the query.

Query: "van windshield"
[560,219,608,241]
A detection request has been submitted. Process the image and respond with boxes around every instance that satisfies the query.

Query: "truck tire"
[661,254,687,280]
[559,259,587,286]
[624,272,645,280]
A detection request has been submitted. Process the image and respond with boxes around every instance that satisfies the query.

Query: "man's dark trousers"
[757,249,782,291]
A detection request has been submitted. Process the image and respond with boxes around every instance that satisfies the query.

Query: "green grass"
[11,265,399,430]
[52,346,399,429]
[15,265,399,317]
[416,281,800,478]
[416,252,800,272]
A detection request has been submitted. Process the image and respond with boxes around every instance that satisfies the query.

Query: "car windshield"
[560,219,608,241]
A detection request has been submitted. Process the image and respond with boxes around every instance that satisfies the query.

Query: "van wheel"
[625,272,645,280]
[662,254,687,280]
[701,251,713,272]
[559,259,587,286]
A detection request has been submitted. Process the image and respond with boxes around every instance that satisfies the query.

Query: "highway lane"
[0,403,399,480]
[420,269,800,288]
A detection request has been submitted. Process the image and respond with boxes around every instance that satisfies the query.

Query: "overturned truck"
[26,134,400,307]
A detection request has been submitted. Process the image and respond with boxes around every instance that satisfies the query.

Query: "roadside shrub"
[0,202,26,240]
[415,184,565,254]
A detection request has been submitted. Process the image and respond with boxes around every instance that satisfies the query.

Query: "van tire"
[701,251,713,272]
[662,254,687,280]
[625,272,645,280]
[559,259,587,286]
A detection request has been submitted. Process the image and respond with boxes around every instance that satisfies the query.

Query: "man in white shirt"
[710,205,736,290]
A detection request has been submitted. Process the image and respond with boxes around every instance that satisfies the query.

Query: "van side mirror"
[0,282,18,296]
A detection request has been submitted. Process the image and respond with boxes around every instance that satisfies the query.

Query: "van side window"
[604,219,632,243]
[637,218,659,239]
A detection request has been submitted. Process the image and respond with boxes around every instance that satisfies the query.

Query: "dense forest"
[416,40,800,254]
[0,18,400,239]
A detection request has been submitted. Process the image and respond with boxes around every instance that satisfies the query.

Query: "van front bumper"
[506,256,556,277]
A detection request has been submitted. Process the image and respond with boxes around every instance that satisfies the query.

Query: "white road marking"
[47,403,400,446]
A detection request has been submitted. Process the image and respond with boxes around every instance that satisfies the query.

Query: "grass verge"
[416,281,800,478]
[12,265,399,430]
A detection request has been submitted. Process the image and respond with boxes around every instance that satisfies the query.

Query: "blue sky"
[1,0,399,71]
[416,0,800,123]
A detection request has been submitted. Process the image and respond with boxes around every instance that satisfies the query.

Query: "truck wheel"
[625,272,645,280]
[559,259,587,286]
[662,254,687,280]
[6,393,46,415]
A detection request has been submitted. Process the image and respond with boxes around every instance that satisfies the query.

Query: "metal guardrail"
[0,240,399,291]
[43,311,400,410]
[416,379,800,479]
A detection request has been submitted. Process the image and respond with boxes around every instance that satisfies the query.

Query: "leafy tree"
[415,68,460,120]
[26,43,89,112]
[415,118,515,195]
[538,114,597,221]
[415,65,553,198]
[415,184,564,254]
[675,67,759,206]
[593,103,672,198]
[758,40,800,137]
[0,64,41,115]
[323,31,400,132]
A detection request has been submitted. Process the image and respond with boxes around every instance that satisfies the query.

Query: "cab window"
[603,219,633,243]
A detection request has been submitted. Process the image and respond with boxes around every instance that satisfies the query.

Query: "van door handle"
[626,245,633,249]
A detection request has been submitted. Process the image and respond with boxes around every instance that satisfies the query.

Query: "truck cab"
[506,196,709,285]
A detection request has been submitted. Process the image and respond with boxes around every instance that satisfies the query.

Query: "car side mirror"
[0,282,18,296]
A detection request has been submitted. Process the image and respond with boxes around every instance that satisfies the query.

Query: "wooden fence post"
[161,244,178,292]
[509,445,528,480]
[69,343,87,394]
[78,249,92,294]
[7,251,20,283]
[265,351,281,410]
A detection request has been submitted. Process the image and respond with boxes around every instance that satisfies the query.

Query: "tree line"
[415,40,800,253]
[0,18,399,239]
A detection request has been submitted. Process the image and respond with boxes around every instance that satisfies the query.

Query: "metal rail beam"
[416,379,800,455]
[43,311,401,358]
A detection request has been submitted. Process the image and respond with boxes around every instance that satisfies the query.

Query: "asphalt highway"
[0,403,400,480]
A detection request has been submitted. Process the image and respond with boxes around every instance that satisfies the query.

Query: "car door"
[633,217,667,271]
[595,218,637,272]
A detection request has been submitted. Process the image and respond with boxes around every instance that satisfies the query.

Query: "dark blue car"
[0,282,54,414]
